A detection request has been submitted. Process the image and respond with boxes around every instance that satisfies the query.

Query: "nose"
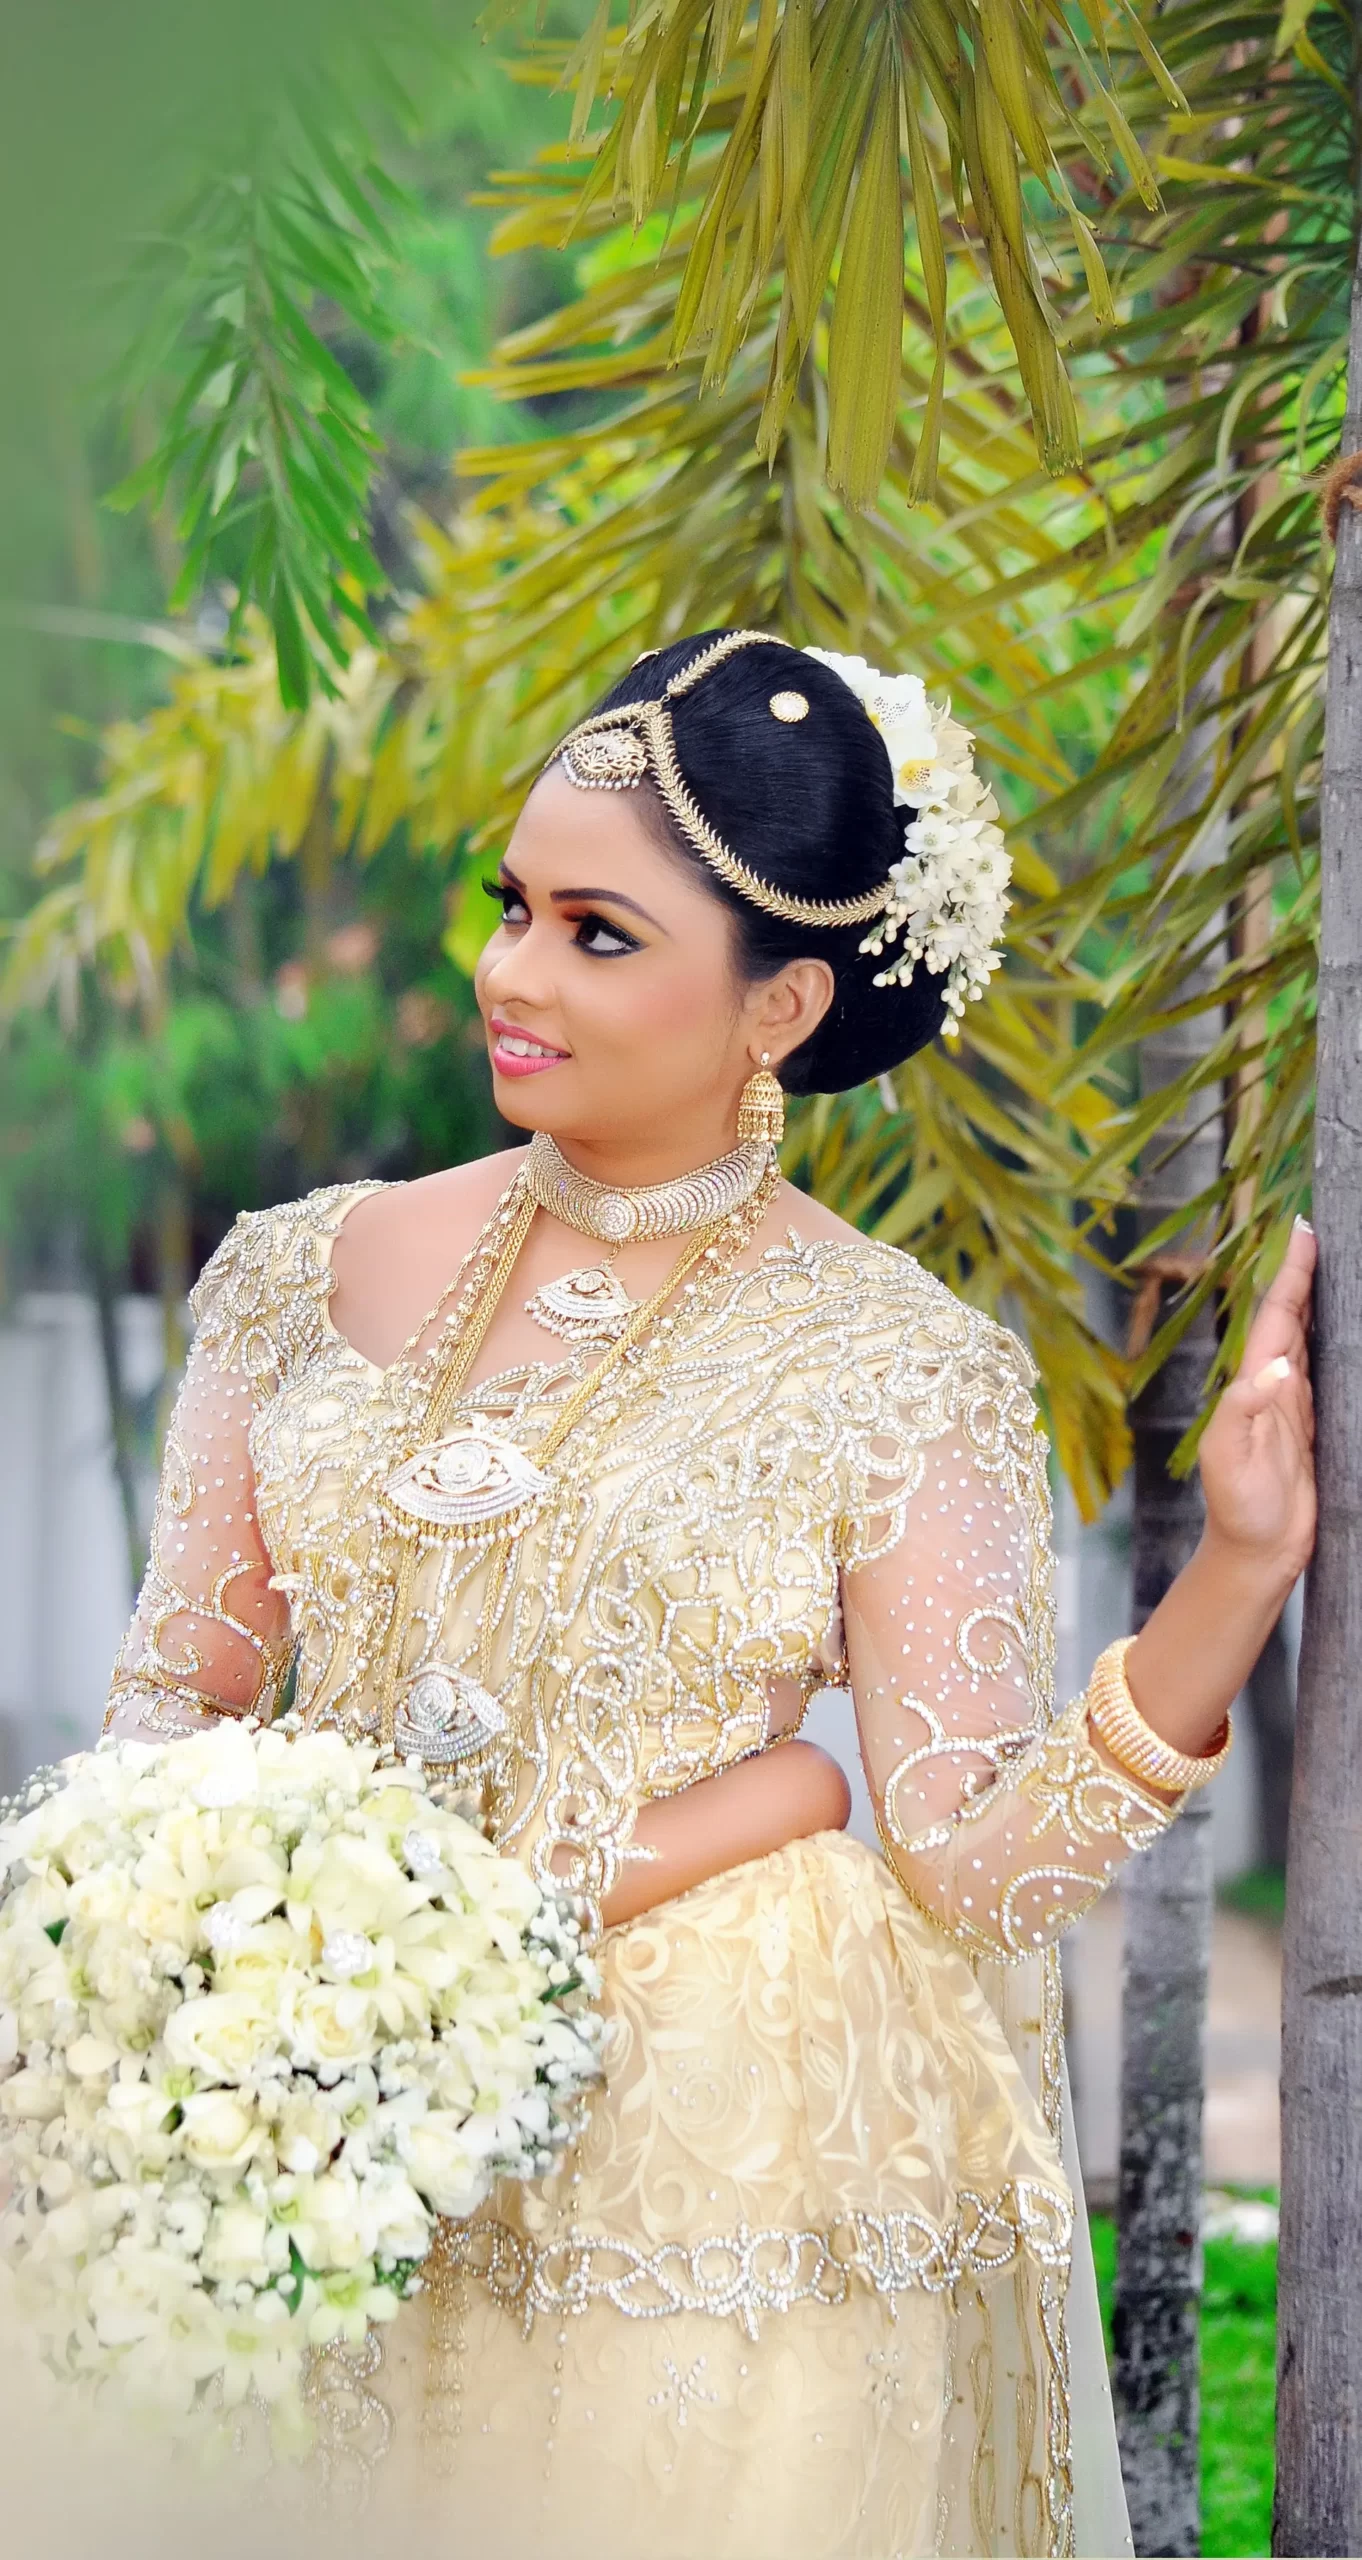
[479,920,558,1018]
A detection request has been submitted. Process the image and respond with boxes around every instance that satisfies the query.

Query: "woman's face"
[473,767,831,1165]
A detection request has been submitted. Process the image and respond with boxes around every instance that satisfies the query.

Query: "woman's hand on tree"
[1124,1219,1315,1760]
[1198,1217,1316,1594]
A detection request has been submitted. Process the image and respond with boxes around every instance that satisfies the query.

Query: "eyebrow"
[499,862,667,934]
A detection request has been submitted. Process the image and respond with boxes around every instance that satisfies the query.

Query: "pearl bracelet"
[1086,1635,1233,1795]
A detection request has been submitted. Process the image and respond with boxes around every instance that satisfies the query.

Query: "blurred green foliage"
[0,7,593,1335]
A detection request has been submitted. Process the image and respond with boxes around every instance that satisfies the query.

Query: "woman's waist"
[489,1827,1070,2270]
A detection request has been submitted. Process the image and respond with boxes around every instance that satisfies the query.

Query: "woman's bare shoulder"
[772,1182,865,1249]
[328,1149,528,1363]
[339,1150,527,1255]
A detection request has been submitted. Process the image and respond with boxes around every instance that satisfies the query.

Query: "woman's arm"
[102,1337,293,1741]
[1123,1220,1315,1756]
[841,1226,1316,1961]
[597,1742,852,1930]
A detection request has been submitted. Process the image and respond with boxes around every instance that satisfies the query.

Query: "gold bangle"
[1086,1636,1232,1795]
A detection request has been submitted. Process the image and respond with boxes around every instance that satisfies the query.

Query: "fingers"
[1240,1219,1315,1374]
[1237,1356,1293,1424]
[1234,1356,1315,1470]
[1225,1349,1312,1442]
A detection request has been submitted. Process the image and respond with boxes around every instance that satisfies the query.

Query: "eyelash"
[482,879,642,957]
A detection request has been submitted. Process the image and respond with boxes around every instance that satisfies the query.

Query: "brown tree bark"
[1274,221,1362,2558]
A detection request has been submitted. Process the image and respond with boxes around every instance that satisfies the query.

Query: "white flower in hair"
[803,646,1011,1025]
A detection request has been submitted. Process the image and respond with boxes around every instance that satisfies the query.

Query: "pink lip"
[489,1017,571,1080]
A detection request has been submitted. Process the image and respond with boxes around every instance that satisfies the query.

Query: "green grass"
[1090,2215,1277,2557]
[1218,1867,1286,1927]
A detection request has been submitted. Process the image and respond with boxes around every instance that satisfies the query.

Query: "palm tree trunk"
[1113,724,1227,2557]
[1273,218,1362,2558]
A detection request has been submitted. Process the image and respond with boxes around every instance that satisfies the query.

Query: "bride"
[102,631,1315,2558]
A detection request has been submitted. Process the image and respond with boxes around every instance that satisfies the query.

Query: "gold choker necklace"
[523,1131,771,1244]
[522,1128,775,1343]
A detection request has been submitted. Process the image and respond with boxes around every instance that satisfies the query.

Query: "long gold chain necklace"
[390,1170,534,1372]
[375,1162,778,1761]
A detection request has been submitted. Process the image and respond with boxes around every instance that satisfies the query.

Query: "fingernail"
[1255,1356,1291,1386]
[1294,1214,1315,1235]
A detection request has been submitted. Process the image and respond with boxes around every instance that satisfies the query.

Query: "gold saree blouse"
[104,1181,1174,2558]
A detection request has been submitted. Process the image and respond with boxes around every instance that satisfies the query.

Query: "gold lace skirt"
[367,1832,1075,2559]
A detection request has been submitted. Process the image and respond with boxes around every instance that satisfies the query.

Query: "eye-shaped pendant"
[392,1667,508,1763]
[382,1426,550,1539]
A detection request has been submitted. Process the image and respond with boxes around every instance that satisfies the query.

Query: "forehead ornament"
[563,728,650,790]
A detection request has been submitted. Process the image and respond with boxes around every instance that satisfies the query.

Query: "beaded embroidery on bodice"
[190,1194,946,1914]
[107,1178,1176,1949]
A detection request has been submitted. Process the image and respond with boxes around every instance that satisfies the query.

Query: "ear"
[745,958,835,1068]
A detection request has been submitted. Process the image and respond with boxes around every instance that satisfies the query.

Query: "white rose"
[201,2199,273,2286]
[275,2091,342,2175]
[48,1818,116,1879]
[212,1918,306,2004]
[64,1868,135,1929]
[0,2067,65,2122]
[127,1883,201,1959]
[102,2076,181,2151]
[164,1991,280,2085]
[177,2090,266,2176]
[398,2113,488,2218]
[284,1983,381,2073]
[179,1727,262,1810]
[363,2167,429,2262]
[42,2192,99,2254]
[286,2171,366,2272]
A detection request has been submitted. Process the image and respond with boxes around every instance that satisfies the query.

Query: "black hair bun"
[592,633,948,1093]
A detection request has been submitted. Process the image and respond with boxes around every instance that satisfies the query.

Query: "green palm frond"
[22,0,1352,1503]
[485,0,1180,500]
[107,84,413,710]
[1018,0,1351,1442]
[102,0,1185,706]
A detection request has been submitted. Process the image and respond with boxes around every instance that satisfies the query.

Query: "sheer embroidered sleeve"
[838,1271,1181,1963]
[101,1216,297,1739]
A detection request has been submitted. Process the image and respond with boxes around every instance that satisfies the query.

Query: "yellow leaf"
[827,50,903,506]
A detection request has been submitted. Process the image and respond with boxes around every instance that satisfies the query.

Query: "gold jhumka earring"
[737,1055,785,1147]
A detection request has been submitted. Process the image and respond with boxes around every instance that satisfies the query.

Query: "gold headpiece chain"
[552,630,893,932]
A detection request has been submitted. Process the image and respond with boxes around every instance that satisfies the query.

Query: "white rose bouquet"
[0,1722,602,2452]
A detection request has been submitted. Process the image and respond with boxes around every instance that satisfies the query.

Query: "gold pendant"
[393,1667,507,1763]
[525,1263,635,1343]
[383,1427,550,1539]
